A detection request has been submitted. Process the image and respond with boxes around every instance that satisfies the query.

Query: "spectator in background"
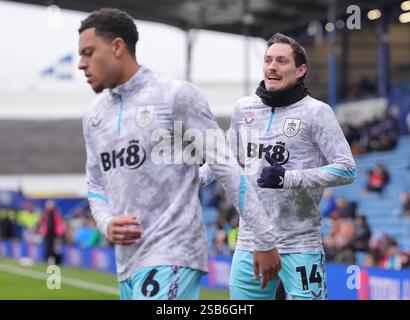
[367,112,399,152]
[342,111,398,155]
[399,192,410,217]
[380,238,401,270]
[400,251,410,268]
[0,207,13,239]
[323,218,356,264]
[363,248,383,268]
[341,123,362,155]
[333,219,356,264]
[227,213,239,253]
[378,111,399,151]
[363,164,390,195]
[211,230,231,257]
[74,217,101,248]
[215,214,230,233]
[17,201,41,244]
[365,168,384,194]
[379,164,390,184]
[39,200,65,265]
[350,215,372,252]
[330,197,357,219]
[66,205,91,245]
[320,189,337,218]
[363,234,408,269]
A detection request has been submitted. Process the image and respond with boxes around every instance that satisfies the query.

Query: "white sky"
[0,1,268,92]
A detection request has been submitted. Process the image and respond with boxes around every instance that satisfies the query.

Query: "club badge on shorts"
[283,118,301,137]
[136,105,155,128]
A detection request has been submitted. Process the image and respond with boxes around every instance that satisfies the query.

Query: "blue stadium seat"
[322,136,410,249]
[205,225,216,251]
[202,207,218,226]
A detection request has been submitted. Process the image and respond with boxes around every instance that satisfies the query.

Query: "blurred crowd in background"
[0,197,107,264]
[321,189,410,270]
[342,110,400,156]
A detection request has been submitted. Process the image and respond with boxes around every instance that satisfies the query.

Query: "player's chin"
[264,82,282,92]
[92,83,105,93]
[118,240,138,246]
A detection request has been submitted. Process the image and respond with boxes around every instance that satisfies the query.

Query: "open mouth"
[267,74,282,81]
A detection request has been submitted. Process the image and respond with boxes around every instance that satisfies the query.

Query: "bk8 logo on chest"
[247,141,290,165]
[100,140,146,172]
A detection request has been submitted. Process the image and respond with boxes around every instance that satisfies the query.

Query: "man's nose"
[268,60,278,71]
[78,59,87,70]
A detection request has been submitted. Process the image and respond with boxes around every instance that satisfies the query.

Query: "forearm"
[284,161,356,190]
[87,192,113,238]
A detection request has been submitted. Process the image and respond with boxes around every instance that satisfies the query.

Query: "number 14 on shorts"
[296,264,322,291]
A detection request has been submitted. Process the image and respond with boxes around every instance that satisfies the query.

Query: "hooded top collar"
[255,80,308,109]
[109,65,151,97]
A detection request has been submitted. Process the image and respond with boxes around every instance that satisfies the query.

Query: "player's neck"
[115,61,140,88]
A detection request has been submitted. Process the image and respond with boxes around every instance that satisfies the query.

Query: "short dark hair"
[268,33,308,80]
[79,8,138,56]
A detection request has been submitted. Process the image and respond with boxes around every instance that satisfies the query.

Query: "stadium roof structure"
[7,0,404,40]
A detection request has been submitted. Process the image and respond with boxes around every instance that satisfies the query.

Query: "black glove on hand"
[257,153,286,189]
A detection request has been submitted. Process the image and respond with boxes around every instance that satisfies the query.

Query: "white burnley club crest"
[283,118,301,137]
[136,105,155,128]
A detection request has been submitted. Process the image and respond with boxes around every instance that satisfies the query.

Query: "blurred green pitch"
[0,257,229,300]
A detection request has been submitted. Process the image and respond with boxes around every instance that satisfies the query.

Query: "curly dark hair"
[79,8,138,56]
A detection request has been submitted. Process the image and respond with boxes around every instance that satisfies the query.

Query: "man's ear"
[112,37,125,59]
[296,64,307,79]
